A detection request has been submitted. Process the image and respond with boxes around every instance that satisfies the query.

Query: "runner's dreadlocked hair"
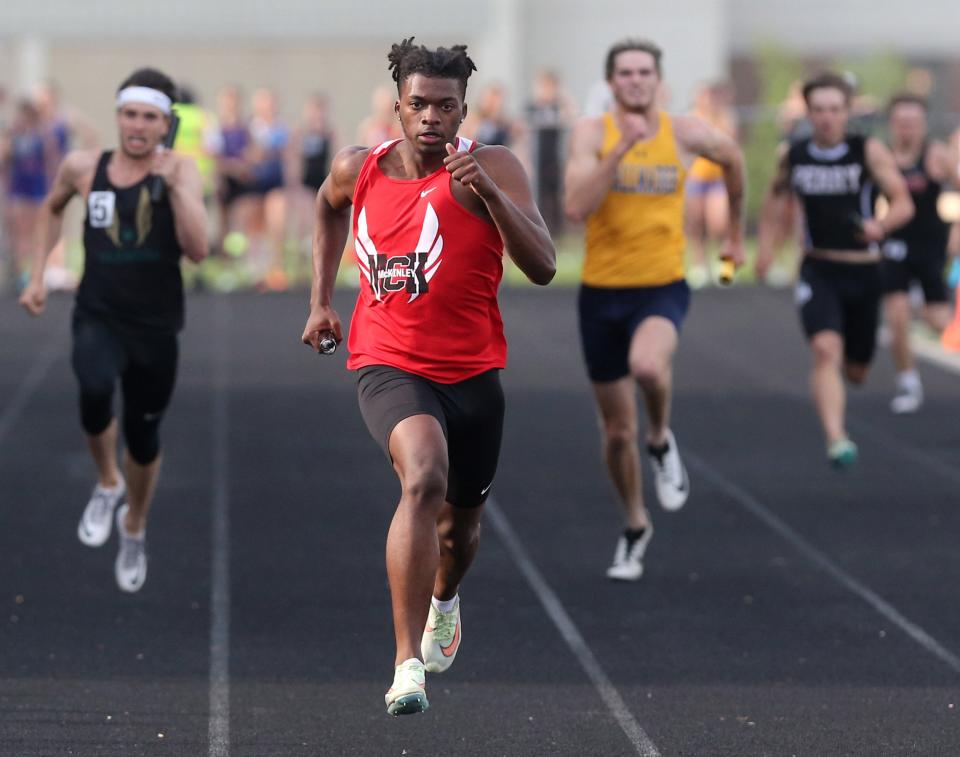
[387,37,477,97]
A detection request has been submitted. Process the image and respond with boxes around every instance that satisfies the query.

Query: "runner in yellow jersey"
[565,39,745,581]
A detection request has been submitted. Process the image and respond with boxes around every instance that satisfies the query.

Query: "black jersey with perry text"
[788,135,875,252]
[888,143,949,254]
[78,151,184,334]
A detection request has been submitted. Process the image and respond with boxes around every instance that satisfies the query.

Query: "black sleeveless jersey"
[788,135,874,252]
[78,152,184,333]
[889,143,949,252]
[301,131,331,191]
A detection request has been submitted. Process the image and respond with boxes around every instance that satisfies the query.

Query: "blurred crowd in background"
[1,63,958,294]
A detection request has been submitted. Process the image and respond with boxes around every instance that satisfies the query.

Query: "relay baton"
[150,112,181,204]
[718,258,736,286]
[318,332,337,355]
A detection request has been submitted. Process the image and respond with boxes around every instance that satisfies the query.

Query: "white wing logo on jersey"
[355,207,380,299]
[409,202,443,302]
[355,203,443,303]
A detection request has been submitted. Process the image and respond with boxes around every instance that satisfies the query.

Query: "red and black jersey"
[346,137,507,383]
[888,143,950,255]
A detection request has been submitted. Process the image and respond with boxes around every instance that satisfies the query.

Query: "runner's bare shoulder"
[45,149,102,205]
[331,145,370,179]
[60,149,101,190]
[471,142,516,171]
[568,115,606,151]
[327,145,371,200]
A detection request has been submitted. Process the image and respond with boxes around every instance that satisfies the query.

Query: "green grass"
[63,233,802,291]
[503,233,801,288]
[503,232,585,286]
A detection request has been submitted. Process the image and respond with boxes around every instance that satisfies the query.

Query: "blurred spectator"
[246,87,290,290]
[357,85,401,147]
[0,99,57,289]
[211,85,292,290]
[844,72,882,136]
[685,81,738,288]
[34,80,99,158]
[214,85,254,263]
[0,86,10,287]
[173,85,219,202]
[526,70,577,235]
[462,82,521,147]
[764,80,810,287]
[34,81,98,291]
[778,80,810,145]
[290,93,337,264]
[462,81,529,172]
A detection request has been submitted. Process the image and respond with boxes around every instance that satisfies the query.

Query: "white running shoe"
[385,658,428,716]
[77,477,126,547]
[606,527,653,582]
[647,429,689,511]
[114,505,147,593]
[890,385,923,414]
[421,598,462,673]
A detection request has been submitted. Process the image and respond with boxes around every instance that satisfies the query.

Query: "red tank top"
[346,137,507,383]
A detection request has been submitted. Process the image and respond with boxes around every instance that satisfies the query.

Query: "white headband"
[116,86,172,115]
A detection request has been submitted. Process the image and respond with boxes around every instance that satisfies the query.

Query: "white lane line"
[854,335,960,484]
[684,449,960,674]
[485,498,661,757]
[208,296,231,757]
[700,330,960,502]
[848,413,960,489]
[0,331,63,442]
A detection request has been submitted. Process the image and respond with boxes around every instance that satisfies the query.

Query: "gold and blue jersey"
[583,112,687,288]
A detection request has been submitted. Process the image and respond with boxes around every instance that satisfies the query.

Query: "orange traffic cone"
[942,285,960,352]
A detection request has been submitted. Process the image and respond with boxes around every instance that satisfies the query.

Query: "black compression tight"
[71,311,178,465]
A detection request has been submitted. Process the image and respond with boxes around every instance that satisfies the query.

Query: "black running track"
[2,285,960,757]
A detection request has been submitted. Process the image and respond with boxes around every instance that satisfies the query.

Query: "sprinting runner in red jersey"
[301,38,555,716]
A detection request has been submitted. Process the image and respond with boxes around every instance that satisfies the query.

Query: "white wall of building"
[1,0,730,136]
[729,0,960,55]
[522,0,728,112]
[7,0,952,135]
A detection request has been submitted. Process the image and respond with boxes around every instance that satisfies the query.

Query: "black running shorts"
[795,257,882,365]
[356,365,504,508]
[880,240,948,304]
[578,280,691,383]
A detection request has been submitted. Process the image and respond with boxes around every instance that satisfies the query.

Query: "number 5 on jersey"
[88,191,116,228]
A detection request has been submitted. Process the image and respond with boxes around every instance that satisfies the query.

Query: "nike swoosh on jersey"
[420,187,437,198]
